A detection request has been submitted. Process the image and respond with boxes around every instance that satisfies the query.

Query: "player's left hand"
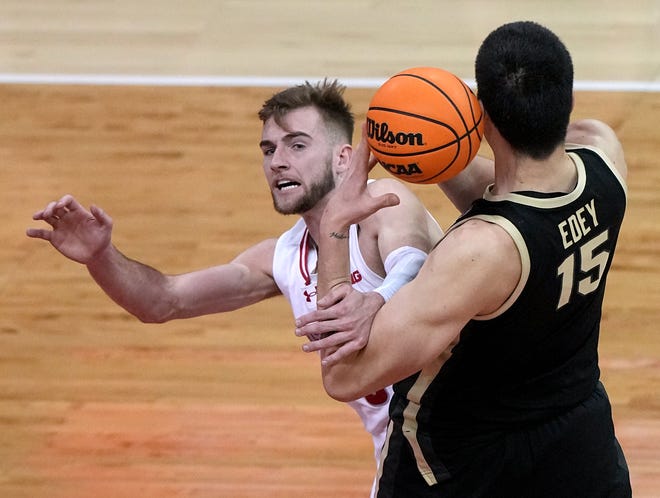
[295,284,384,366]
[323,123,400,230]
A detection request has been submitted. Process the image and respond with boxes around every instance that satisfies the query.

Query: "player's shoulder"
[428,218,520,306]
[230,237,279,279]
[363,178,427,229]
[443,217,517,263]
[366,177,424,206]
[567,119,617,142]
[366,176,412,194]
[566,119,627,179]
[364,177,439,239]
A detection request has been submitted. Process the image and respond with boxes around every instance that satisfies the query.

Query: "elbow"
[323,383,357,403]
[130,300,179,324]
[135,287,186,323]
[136,312,169,324]
[322,371,363,403]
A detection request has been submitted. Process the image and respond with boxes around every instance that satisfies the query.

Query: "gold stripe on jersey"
[566,144,628,196]
[483,156,586,208]
[374,420,394,496]
[401,356,446,485]
[447,215,531,320]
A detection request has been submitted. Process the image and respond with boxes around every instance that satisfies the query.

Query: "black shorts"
[377,382,631,498]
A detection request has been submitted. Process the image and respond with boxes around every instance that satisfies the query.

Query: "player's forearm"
[439,155,494,213]
[86,244,177,323]
[316,219,352,300]
[320,308,400,402]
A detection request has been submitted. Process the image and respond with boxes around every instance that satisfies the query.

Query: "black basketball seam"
[454,78,479,162]
[368,106,460,129]
[388,71,482,164]
[372,141,458,157]
[392,72,472,133]
[457,78,484,158]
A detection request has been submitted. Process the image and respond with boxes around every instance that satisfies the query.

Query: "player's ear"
[335,143,353,174]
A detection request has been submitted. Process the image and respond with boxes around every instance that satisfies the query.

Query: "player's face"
[260,107,339,215]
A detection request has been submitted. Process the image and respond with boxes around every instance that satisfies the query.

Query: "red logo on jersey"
[365,389,389,405]
[351,270,362,284]
[303,287,318,303]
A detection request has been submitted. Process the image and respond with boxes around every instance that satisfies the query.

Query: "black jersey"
[376,146,631,497]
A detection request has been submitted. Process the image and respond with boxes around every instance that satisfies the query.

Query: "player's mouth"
[276,180,300,191]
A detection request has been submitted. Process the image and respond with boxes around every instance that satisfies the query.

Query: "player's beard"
[272,160,335,215]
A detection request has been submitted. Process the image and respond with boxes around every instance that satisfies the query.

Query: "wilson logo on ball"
[366,118,424,147]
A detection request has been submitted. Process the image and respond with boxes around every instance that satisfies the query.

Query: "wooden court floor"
[0,84,659,497]
[1,1,660,496]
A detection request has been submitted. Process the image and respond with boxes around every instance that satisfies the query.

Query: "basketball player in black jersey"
[297,21,632,497]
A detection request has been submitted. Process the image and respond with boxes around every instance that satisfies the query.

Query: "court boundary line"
[0,73,659,92]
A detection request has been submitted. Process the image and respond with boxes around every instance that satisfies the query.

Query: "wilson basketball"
[366,67,484,184]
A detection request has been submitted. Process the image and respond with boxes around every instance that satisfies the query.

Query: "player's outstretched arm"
[27,194,178,322]
[27,195,281,323]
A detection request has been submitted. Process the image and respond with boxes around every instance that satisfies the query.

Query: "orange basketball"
[366,67,484,184]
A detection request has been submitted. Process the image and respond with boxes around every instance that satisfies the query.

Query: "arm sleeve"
[373,246,428,302]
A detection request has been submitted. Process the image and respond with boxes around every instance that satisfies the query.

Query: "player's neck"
[301,211,323,248]
[301,191,337,244]
[492,146,577,195]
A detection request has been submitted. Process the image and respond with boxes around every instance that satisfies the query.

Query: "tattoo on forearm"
[329,231,348,240]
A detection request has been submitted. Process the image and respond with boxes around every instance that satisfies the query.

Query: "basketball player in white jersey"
[27,79,443,495]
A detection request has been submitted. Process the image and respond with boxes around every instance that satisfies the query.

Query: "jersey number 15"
[556,229,610,309]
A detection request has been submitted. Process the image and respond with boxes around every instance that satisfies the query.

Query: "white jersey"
[273,218,393,465]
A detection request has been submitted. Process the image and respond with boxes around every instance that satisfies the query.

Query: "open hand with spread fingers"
[27,194,113,264]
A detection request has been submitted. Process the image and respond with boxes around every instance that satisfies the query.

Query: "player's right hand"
[27,194,113,264]
[296,285,385,366]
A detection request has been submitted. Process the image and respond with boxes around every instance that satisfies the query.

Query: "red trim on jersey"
[299,228,312,285]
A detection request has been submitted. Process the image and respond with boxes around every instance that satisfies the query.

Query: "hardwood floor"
[1,2,659,496]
